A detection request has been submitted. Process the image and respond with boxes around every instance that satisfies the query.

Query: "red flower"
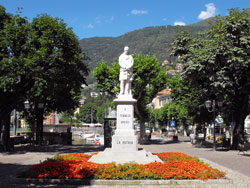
[24,152,225,180]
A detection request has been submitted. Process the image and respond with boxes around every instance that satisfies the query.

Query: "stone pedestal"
[89,95,162,164]
[112,96,138,152]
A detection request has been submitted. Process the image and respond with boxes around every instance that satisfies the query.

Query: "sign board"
[198,133,204,138]
[170,121,175,127]
[215,115,223,124]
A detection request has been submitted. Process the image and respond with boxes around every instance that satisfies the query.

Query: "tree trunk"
[231,94,248,149]
[134,102,146,144]
[35,108,44,145]
[0,116,3,150]
[0,111,11,151]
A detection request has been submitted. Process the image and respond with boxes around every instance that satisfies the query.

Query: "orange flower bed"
[19,152,225,180]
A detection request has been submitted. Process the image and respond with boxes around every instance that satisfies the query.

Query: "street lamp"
[24,100,30,109]
[24,100,44,145]
[205,99,223,151]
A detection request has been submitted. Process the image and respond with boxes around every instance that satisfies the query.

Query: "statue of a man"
[119,46,134,96]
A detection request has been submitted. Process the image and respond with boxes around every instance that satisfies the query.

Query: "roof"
[166,69,178,74]
[157,88,172,96]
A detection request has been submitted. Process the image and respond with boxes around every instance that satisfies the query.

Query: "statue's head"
[124,46,129,54]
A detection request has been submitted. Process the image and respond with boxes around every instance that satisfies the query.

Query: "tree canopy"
[76,94,111,124]
[172,9,250,148]
[0,6,89,149]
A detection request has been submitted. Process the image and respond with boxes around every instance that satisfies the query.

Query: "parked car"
[167,130,175,137]
[190,130,205,144]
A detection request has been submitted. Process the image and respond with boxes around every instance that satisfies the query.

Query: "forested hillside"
[80,8,249,84]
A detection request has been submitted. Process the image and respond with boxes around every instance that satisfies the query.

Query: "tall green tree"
[0,6,30,150]
[172,9,250,148]
[166,75,209,128]
[93,54,167,143]
[24,14,89,145]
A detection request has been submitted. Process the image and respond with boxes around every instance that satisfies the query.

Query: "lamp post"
[24,100,44,145]
[205,99,223,151]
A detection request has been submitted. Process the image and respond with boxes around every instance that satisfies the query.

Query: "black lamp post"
[24,100,30,110]
[205,99,223,151]
[24,100,44,145]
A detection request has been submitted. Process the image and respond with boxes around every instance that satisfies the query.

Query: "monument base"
[88,148,162,164]
[88,94,163,164]
[112,133,138,151]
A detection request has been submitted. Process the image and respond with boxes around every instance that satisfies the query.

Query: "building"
[166,69,178,76]
[162,59,170,66]
[75,96,86,115]
[43,113,60,125]
[150,88,172,109]
[176,63,183,72]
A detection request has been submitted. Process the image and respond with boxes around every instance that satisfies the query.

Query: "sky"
[1,0,249,39]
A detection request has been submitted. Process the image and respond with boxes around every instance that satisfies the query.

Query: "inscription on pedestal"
[116,104,134,130]
[117,141,134,144]
[120,114,131,117]
[120,114,131,127]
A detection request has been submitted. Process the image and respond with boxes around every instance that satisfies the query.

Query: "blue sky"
[1,0,249,39]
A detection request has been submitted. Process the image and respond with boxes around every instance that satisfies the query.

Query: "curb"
[15,178,232,186]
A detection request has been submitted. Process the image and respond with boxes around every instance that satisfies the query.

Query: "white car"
[167,130,175,137]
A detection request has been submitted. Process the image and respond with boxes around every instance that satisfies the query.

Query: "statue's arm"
[127,56,134,69]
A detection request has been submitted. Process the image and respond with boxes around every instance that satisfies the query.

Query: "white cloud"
[95,16,101,24]
[174,21,186,26]
[162,18,167,22]
[87,24,94,29]
[106,16,114,23]
[198,3,217,20]
[131,9,148,15]
[95,16,114,24]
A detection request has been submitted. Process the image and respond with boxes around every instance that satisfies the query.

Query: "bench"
[10,135,25,145]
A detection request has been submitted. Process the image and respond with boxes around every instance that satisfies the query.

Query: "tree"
[24,14,89,145]
[76,94,110,124]
[93,54,167,143]
[166,75,210,128]
[93,61,119,96]
[172,9,250,148]
[154,101,188,131]
[0,6,31,150]
[0,7,89,148]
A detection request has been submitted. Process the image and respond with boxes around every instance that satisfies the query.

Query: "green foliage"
[172,8,250,147]
[93,61,119,96]
[154,101,188,128]
[59,115,80,125]
[0,5,89,148]
[76,94,111,124]
[0,6,32,149]
[26,14,89,113]
[166,75,209,126]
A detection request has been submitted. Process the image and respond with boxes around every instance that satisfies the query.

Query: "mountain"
[80,8,249,84]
